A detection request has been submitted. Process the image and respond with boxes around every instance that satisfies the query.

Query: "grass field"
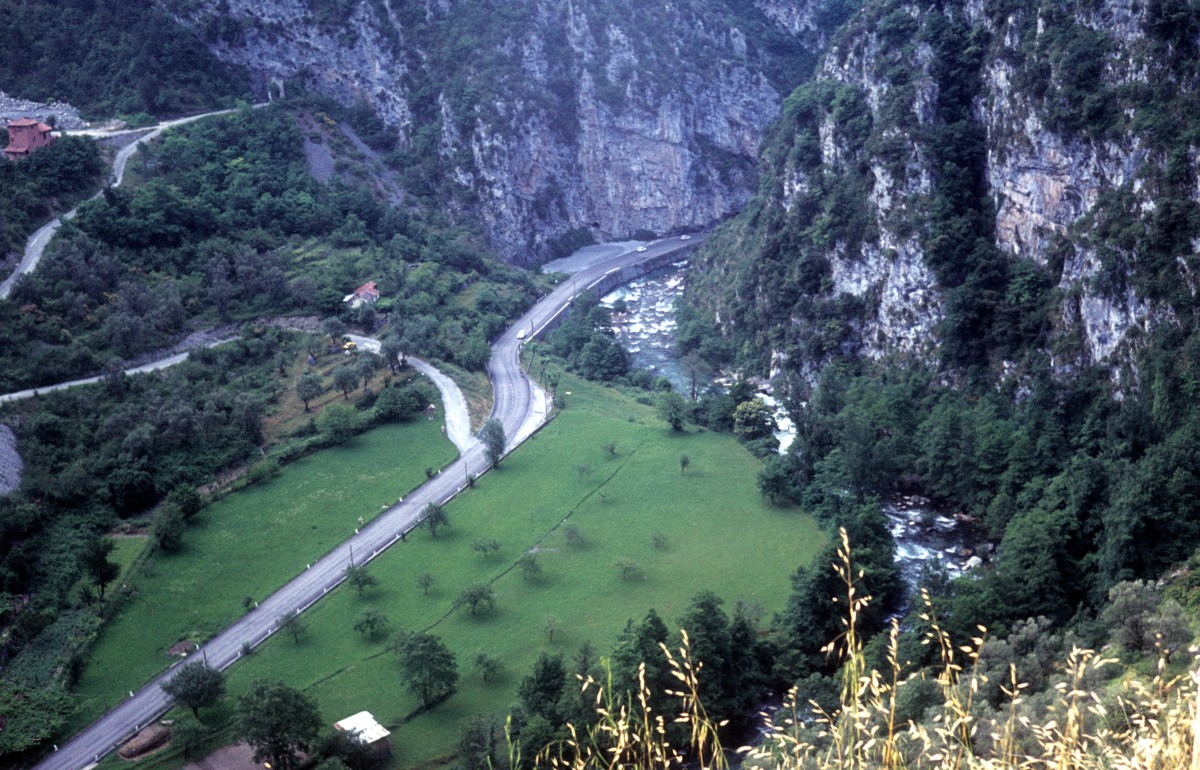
[201,375,824,767]
[68,415,457,734]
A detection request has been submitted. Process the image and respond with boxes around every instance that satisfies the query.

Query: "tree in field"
[316,403,359,444]
[392,631,459,708]
[417,571,435,595]
[374,384,421,422]
[471,538,501,558]
[353,609,390,640]
[333,365,359,400]
[519,553,542,581]
[356,353,382,391]
[423,502,449,537]
[613,558,639,581]
[473,650,504,683]
[344,564,378,596]
[562,523,585,548]
[322,317,348,346]
[479,418,506,466]
[457,583,496,615]
[679,454,690,475]
[303,332,326,359]
[167,485,205,520]
[276,611,308,644]
[153,502,186,552]
[656,391,687,431]
[83,537,120,600]
[296,372,324,411]
[543,614,562,643]
[161,661,225,719]
[238,680,322,770]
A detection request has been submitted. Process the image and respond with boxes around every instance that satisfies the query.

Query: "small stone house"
[333,711,391,758]
[4,118,55,160]
[343,280,381,309]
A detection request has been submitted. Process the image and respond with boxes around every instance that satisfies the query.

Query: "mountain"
[688,0,1199,382]
[161,0,858,265]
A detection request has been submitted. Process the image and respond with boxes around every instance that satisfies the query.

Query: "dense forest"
[0,0,247,119]
[0,137,104,260]
[0,104,541,393]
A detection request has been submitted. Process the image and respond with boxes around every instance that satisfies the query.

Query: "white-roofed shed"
[333,711,392,756]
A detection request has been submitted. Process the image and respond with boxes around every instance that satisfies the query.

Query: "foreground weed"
[527,529,1200,770]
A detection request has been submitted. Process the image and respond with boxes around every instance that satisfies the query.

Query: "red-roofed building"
[4,118,55,160]
[343,280,381,308]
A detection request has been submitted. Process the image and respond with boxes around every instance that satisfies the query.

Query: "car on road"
[517,329,527,340]
[681,234,691,240]
[636,246,648,252]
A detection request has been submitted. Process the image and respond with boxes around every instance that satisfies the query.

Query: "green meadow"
[69,416,457,733]
[85,375,823,769]
[220,376,823,766]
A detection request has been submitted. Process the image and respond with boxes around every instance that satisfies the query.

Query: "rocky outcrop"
[164,0,838,266]
[691,0,1200,378]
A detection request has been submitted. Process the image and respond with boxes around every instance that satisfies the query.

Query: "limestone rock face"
[166,0,837,265]
[691,0,1200,378]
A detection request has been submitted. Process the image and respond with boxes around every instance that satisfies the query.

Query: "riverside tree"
[656,391,687,431]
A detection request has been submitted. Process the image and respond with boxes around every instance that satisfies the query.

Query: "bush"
[246,459,282,485]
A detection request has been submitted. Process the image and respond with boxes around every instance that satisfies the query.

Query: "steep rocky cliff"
[689,0,1200,381]
[164,0,855,265]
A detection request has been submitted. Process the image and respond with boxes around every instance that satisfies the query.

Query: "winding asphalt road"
[0,106,266,300]
[34,234,702,770]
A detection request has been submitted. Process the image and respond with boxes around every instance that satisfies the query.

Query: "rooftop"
[333,711,390,744]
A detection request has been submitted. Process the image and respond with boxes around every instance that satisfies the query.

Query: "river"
[589,256,986,589]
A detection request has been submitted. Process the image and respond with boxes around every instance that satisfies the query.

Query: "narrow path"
[0,105,266,300]
[0,342,232,405]
[346,334,477,455]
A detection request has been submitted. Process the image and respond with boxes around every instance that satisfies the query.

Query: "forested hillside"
[0,0,247,119]
[684,0,1200,639]
[0,100,545,759]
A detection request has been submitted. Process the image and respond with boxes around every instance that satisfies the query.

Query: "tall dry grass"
[523,529,1200,770]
